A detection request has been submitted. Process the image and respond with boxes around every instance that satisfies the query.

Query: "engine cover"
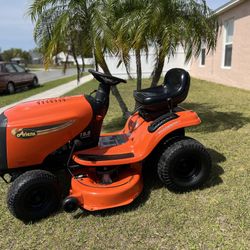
[0,95,93,170]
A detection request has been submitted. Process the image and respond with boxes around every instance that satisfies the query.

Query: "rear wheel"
[7,170,61,222]
[157,137,211,192]
[31,77,39,88]
[7,82,15,94]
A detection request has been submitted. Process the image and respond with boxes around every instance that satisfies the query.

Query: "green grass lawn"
[0,78,250,249]
[0,75,77,107]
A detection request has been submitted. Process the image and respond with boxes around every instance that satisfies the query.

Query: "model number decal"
[80,131,91,139]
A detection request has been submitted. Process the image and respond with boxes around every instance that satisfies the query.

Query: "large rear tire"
[7,170,61,222]
[157,137,211,192]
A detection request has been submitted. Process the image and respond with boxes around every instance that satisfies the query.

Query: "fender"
[123,110,201,160]
[73,110,200,166]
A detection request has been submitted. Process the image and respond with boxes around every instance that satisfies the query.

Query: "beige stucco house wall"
[190,0,250,90]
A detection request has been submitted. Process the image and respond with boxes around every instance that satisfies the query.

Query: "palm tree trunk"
[124,61,133,80]
[93,50,98,71]
[110,86,130,118]
[151,47,165,87]
[135,49,142,91]
[95,51,130,118]
[63,53,69,75]
[81,55,85,72]
[71,43,81,84]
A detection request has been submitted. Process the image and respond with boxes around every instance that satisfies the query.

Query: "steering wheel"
[88,69,127,86]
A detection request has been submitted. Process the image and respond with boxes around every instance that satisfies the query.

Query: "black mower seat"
[134,68,190,110]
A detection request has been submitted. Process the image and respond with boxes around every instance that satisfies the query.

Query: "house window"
[223,18,234,68]
[200,48,206,66]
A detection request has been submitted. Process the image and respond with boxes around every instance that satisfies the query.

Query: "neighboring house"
[29,51,43,64]
[105,46,190,79]
[53,52,94,67]
[190,0,250,90]
[53,52,75,65]
[11,57,25,67]
[11,57,24,64]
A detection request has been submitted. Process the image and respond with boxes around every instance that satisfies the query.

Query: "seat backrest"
[163,68,190,105]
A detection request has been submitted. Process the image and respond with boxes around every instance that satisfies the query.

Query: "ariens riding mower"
[0,68,211,222]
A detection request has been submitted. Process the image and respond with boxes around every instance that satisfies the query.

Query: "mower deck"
[69,163,143,211]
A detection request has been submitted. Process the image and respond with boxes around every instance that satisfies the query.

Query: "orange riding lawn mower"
[0,68,211,222]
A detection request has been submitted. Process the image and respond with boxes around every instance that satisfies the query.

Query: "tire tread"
[7,170,60,221]
[157,137,211,192]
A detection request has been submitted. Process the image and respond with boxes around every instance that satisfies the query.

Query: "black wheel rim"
[24,186,52,211]
[172,154,202,183]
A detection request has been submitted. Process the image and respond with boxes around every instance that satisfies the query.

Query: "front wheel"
[157,137,211,192]
[7,170,61,222]
[31,77,39,88]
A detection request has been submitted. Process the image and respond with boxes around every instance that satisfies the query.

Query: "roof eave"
[215,0,245,15]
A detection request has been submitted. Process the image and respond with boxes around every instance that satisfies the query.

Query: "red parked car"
[0,62,39,94]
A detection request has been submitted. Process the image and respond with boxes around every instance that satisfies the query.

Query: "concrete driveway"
[33,68,77,84]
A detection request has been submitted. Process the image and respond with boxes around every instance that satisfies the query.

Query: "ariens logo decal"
[12,129,37,139]
[11,120,75,139]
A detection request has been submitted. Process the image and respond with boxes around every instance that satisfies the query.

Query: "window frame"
[5,63,17,73]
[222,18,234,69]
[12,63,26,73]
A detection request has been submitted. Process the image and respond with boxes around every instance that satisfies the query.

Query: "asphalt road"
[32,68,77,84]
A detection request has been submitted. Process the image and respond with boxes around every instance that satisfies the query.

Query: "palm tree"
[106,0,217,89]
[28,0,129,117]
[142,0,218,87]
[112,0,150,91]
[28,0,217,115]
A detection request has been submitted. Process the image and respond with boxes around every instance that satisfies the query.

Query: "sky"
[0,0,230,52]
